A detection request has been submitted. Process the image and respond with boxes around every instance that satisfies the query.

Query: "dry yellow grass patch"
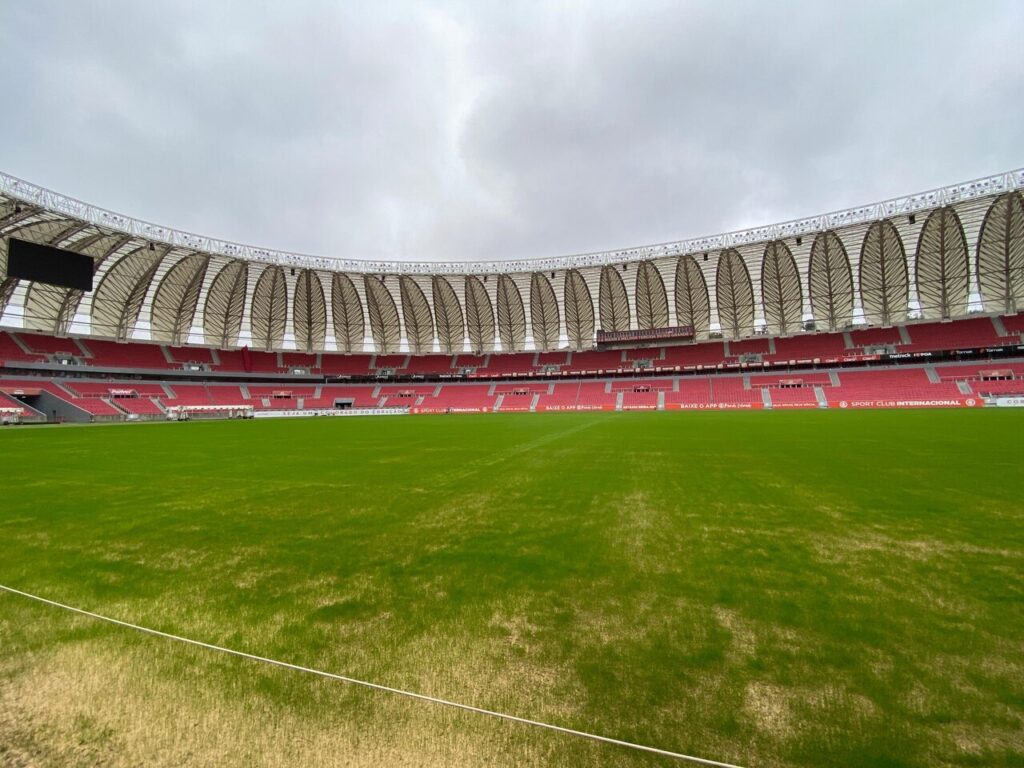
[0,639,603,768]
[743,681,793,736]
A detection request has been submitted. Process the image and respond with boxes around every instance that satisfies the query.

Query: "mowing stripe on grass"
[432,416,609,489]
[0,583,744,767]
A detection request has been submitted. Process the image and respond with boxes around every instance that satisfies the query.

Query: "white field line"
[1,583,745,768]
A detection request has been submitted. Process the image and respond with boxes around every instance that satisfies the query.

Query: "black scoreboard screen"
[6,238,93,291]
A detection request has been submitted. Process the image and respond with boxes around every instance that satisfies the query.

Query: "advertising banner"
[675,402,764,410]
[255,407,408,418]
[537,404,614,412]
[992,396,1024,407]
[831,398,983,409]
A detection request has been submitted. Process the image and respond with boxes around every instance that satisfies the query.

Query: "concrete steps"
[74,337,93,357]
[814,386,828,408]
[8,332,34,355]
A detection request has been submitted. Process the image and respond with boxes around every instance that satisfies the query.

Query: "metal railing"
[1,167,1021,275]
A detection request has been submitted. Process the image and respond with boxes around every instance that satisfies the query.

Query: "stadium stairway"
[814,386,828,408]
[9,333,35,357]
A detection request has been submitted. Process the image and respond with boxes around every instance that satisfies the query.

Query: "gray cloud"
[1,0,1021,263]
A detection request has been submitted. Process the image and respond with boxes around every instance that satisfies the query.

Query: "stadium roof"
[1,167,1021,276]
[1,166,1022,354]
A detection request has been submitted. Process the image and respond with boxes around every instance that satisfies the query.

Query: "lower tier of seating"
[2,359,1019,422]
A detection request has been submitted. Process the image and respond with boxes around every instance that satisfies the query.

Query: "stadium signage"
[992,396,1024,408]
[254,408,408,418]
[886,351,935,359]
[597,326,695,344]
[538,405,613,412]
[675,402,763,410]
[835,398,983,409]
[410,406,490,414]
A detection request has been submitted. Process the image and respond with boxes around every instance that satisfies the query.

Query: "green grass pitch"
[0,410,1022,767]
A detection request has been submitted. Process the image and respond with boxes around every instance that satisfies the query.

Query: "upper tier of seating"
[0,332,44,363]
[1,313,1021,381]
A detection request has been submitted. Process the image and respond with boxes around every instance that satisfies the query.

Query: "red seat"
[0,333,47,364]
[903,318,999,352]
[81,339,173,369]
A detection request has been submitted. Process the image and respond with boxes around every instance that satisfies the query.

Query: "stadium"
[0,168,1022,423]
[2,3,1024,765]
[1,164,1023,768]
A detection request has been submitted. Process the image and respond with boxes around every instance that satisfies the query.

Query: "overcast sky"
[1,1,1021,263]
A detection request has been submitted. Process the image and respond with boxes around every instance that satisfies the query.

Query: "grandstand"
[0,308,1021,421]
[0,167,1020,422]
